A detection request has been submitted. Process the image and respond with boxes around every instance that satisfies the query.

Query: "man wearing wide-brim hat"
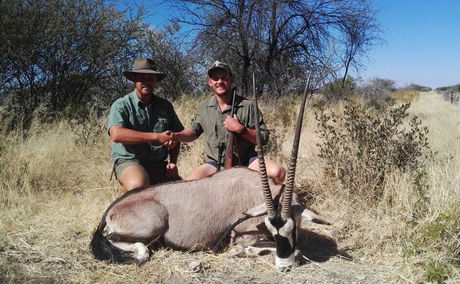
[173,61,285,183]
[108,58,184,192]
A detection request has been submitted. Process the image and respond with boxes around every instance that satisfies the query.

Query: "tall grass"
[0,91,459,282]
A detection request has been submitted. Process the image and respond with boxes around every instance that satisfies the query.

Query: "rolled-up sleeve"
[107,100,129,133]
[190,111,204,137]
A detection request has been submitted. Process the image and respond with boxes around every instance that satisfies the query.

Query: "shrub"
[403,84,432,92]
[357,78,396,108]
[390,90,419,103]
[436,83,460,92]
[322,76,357,100]
[315,97,430,201]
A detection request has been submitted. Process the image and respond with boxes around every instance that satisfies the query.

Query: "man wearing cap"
[108,58,184,191]
[174,61,285,183]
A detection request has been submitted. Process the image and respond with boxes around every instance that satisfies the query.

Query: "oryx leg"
[104,198,169,262]
[228,240,277,257]
[110,241,150,263]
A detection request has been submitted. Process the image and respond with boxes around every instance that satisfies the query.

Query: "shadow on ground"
[296,229,352,265]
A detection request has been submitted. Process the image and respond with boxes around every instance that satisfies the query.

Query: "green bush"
[315,98,430,201]
[402,84,432,92]
[322,76,357,100]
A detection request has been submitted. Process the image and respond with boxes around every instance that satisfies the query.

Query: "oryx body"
[90,167,326,269]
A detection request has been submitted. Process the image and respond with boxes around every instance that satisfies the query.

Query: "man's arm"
[173,128,199,143]
[164,142,181,178]
[168,142,181,164]
[109,125,173,145]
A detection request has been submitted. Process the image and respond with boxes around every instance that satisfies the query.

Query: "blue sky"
[362,0,460,88]
[144,0,459,89]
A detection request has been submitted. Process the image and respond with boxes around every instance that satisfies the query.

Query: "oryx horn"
[281,74,312,221]
[253,73,276,219]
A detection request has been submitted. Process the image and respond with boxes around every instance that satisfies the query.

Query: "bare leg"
[118,165,150,192]
[249,158,286,184]
[185,164,217,180]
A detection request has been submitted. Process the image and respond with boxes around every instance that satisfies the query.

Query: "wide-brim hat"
[207,61,233,77]
[123,58,166,82]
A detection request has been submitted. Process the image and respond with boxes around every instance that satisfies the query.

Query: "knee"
[122,178,150,192]
[249,159,286,184]
[268,165,286,184]
[118,166,150,192]
[185,165,216,180]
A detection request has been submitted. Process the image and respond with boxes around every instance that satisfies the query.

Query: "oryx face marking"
[265,217,296,271]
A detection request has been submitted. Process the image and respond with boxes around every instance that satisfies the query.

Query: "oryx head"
[253,74,311,271]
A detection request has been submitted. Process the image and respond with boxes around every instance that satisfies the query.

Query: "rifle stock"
[224,88,238,169]
[224,130,234,169]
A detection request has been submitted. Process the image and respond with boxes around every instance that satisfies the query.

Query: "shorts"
[113,159,174,184]
[205,156,257,170]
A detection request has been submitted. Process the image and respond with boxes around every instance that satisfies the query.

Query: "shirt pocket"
[152,117,169,133]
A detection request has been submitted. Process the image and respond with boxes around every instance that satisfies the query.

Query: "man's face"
[134,74,157,97]
[208,69,233,96]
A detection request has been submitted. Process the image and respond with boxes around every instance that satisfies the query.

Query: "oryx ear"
[244,204,267,217]
[300,207,331,225]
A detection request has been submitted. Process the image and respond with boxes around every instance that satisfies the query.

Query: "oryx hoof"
[134,242,150,263]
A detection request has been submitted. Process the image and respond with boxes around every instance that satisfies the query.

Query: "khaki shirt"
[191,95,269,165]
[108,91,184,163]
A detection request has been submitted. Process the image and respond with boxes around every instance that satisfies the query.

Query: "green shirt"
[108,91,184,163]
[190,95,269,164]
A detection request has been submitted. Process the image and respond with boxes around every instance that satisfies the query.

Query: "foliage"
[171,0,381,96]
[0,0,148,121]
[322,76,357,100]
[315,98,430,201]
[403,84,432,92]
[436,83,460,92]
[356,78,396,106]
[140,24,203,100]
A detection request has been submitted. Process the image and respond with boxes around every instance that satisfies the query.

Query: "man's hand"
[171,129,199,143]
[157,130,174,144]
[162,131,178,149]
[165,162,179,178]
[163,139,178,149]
[224,114,245,134]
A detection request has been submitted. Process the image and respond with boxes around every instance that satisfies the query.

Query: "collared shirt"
[190,95,269,164]
[108,91,184,163]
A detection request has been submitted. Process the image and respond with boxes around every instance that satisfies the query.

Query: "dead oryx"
[90,77,329,271]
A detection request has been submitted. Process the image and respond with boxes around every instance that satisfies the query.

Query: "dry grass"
[1,91,459,283]
[390,90,420,103]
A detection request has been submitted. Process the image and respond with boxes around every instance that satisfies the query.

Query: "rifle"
[224,88,240,169]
